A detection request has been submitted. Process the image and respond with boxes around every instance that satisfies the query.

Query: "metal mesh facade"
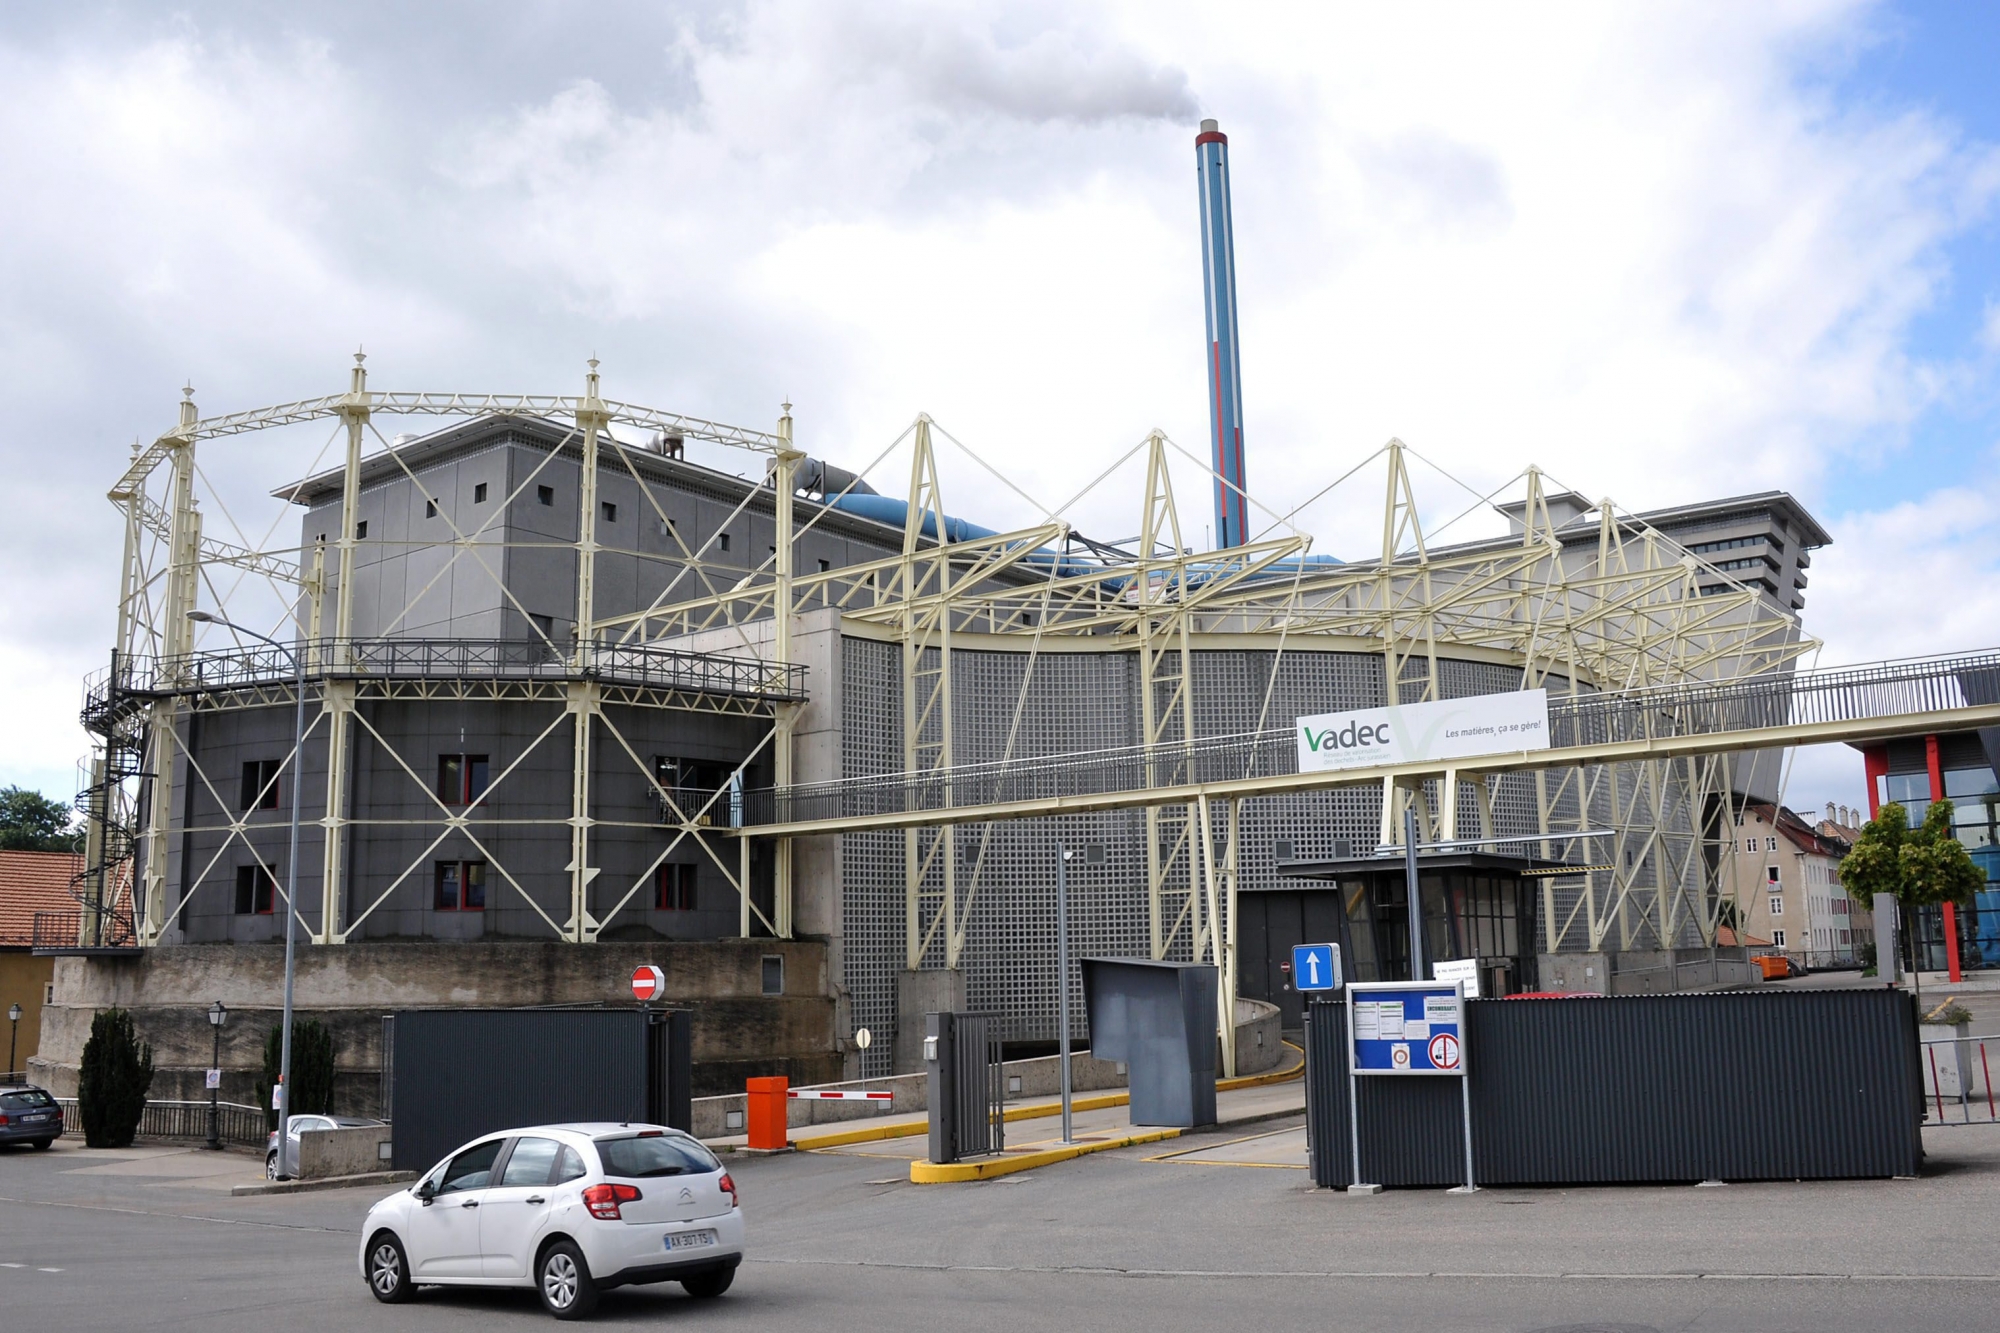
[837,636,1705,1075]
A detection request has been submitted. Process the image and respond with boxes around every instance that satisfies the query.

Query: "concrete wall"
[297,1123,395,1179]
[28,938,838,1108]
[1537,948,1762,996]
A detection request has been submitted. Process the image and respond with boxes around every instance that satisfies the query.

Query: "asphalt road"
[3,1119,1998,1332]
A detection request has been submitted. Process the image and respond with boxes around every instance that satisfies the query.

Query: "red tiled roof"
[1716,924,1773,949]
[0,850,84,947]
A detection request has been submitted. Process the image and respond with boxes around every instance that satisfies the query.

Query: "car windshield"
[0,1090,56,1110]
[596,1135,718,1179]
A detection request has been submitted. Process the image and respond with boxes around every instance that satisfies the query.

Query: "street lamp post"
[188,610,305,1177]
[7,1002,21,1078]
[206,1000,228,1150]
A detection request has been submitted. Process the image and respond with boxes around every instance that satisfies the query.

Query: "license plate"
[26,1114,53,1123]
[665,1230,717,1251]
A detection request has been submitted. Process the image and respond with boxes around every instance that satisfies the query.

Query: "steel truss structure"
[77,356,2000,1079]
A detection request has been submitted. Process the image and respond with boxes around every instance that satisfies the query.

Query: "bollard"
[746,1075,789,1151]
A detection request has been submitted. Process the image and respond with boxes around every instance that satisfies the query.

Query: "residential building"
[0,850,81,1075]
[1728,804,1860,969]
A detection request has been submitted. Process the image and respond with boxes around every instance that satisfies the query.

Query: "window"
[434,860,487,911]
[240,759,282,811]
[655,756,733,802]
[601,501,617,523]
[761,954,784,995]
[597,1135,719,1179]
[719,533,731,552]
[1766,836,1777,851]
[436,1139,503,1195]
[438,754,490,806]
[355,520,368,539]
[656,863,697,911]
[554,1145,587,1183]
[1769,896,1783,917]
[474,482,488,503]
[1771,929,1787,948]
[500,1137,562,1186]
[235,864,277,915]
[1744,838,1757,853]
[424,498,437,518]
[537,485,555,506]
[1840,929,1851,945]
[1766,865,1780,884]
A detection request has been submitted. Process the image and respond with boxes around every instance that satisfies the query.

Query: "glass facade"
[1887,758,2000,973]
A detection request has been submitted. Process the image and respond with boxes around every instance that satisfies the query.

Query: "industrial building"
[38,119,1992,1106]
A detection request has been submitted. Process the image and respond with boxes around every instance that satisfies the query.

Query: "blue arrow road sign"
[1292,943,1342,991]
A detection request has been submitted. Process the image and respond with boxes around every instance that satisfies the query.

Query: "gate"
[925,1011,1005,1164]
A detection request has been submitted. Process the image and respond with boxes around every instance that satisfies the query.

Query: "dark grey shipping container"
[1306,988,1924,1188]
[387,1008,692,1173]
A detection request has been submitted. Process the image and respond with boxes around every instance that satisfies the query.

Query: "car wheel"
[537,1240,598,1320]
[681,1265,734,1299]
[366,1232,415,1304]
[30,1139,54,1151]
[265,1153,279,1180]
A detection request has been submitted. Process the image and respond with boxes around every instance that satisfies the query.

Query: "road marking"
[36,1267,62,1273]
[747,1257,2000,1285]
[0,1263,23,1268]
[0,1195,354,1236]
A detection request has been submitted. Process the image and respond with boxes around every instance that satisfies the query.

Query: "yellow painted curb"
[789,1043,1304,1152]
[909,1127,1183,1183]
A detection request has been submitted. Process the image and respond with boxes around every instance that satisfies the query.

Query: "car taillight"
[718,1172,737,1207]
[0,1115,9,1126]
[581,1182,642,1220]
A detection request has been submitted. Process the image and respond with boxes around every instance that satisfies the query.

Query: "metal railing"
[1921,1031,1999,1126]
[87,636,807,707]
[745,648,2000,827]
[55,1097,269,1145]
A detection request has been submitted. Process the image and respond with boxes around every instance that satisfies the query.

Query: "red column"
[1926,735,1962,983]
[1862,747,1887,818]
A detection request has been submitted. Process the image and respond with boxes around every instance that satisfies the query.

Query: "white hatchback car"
[359,1123,742,1320]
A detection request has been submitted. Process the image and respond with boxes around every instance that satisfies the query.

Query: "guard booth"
[1080,958,1218,1128]
[385,1007,692,1173]
[1240,849,1553,1026]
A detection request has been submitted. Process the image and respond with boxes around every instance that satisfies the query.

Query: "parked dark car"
[0,1084,64,1148]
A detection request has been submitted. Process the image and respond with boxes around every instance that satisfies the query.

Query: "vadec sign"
[1295,690,1551,773]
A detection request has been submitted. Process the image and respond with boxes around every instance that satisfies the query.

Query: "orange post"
[746,1075,789,1150]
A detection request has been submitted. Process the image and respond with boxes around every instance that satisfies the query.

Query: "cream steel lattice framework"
[78,356,2000,1076]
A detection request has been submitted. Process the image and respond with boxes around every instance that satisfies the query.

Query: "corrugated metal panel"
[391,1009,650,1173]
[1306,989,1922,1188]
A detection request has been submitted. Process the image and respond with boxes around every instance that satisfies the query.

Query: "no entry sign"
[631,964,666,1002]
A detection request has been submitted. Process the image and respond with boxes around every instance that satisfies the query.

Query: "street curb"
[230,1170,416,1197]
[909,1127,1184,1183]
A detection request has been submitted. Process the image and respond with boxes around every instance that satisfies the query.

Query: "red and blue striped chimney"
[1196,117,1248,549]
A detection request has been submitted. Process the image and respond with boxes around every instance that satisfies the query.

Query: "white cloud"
[0,0,1997,800]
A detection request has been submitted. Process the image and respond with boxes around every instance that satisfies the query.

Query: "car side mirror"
[416,1181,436,1206]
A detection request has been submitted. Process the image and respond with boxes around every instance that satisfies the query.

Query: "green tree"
[77,1008,153,1148]
[257,1020,338,1129]
[0,785,81,852]
[1840,800,1983,989]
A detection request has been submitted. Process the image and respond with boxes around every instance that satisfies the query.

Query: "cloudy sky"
[2,0,1996,814]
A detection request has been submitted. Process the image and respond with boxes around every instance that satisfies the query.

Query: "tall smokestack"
[1196,117,1248,549]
